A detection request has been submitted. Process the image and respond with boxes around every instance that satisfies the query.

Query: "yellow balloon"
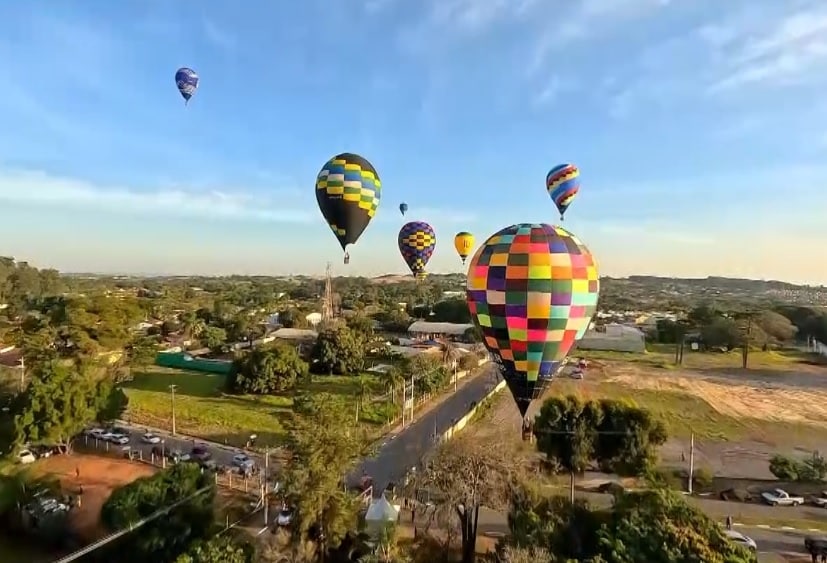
[454,232,475,264]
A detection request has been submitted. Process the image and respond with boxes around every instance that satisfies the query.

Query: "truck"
[761,489,805,506]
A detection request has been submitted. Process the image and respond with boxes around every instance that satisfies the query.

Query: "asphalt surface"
[351,364,501,495]
[78,424,265,470]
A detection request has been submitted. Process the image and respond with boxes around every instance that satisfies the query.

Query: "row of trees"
[406,394,753,563]
[652,303,827,351]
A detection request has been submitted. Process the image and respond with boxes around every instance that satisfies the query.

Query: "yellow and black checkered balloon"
[398,221,436,279]
[316,153,381,252]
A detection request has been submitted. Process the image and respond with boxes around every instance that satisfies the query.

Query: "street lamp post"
[169,384,177,436]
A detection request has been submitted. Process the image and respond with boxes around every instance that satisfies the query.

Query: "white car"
[276,507,293,527]
[17,449,36,464]
[232,453,254,469]
[109,434,130,445]
[724,529,757,551]
[141,433,161,444]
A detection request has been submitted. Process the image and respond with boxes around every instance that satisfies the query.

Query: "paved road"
[79,424,263,470]
[351,365,501,495]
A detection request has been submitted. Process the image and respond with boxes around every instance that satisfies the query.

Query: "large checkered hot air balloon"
[466,223,599,418]
[316,153,381,264]
[398,221,436,281]
[546,163,580,220]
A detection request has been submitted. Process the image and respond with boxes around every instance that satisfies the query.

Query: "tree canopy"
[227,344,309,394]
[100,462,216,562]
[501,486,755,563]
[310,327,366,375]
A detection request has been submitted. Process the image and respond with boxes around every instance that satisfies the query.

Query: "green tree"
[227,345,308,394]
[346,314,375,342]
[431,299,472,324]
[533,396,667,497]
[100,462,215,563]
[501,487,753,563]
[283,392,363,561]
[124,335,158,380]
[201,326,228,353]
[755,310,797,345]
[310,327,365,375]
[700,317,741,349]
[174,534,255,563]
[9,362,124,452]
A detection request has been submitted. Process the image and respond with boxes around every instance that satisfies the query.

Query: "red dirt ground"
[32,453,156,540]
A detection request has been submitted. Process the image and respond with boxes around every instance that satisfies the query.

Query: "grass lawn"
[579,344,818,372]
[122,366,394,448]
[545,377,825,443]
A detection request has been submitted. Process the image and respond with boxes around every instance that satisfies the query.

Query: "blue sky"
[0,0,825,283]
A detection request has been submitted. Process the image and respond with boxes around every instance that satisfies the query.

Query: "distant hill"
[624,276,820,291]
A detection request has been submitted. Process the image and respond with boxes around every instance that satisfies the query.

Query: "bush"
[646,468,682,491]
[459,353,478,371]
[769,452,827,483]
[692,466,715,490]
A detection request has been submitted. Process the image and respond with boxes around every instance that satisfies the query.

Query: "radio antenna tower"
[322,262,334,322]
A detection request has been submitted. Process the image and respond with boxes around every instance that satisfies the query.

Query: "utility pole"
[401,384,406,427]
[18,356,25,391]
[169,384,177,436]
[688,431,695,495]
[263,447,270,526]
[409,373,415,423]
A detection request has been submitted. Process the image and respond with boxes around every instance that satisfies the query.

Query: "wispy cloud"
[708,7,827,92]
[0,169,313,223]
[202,17,237,50]
[527,0,672,76]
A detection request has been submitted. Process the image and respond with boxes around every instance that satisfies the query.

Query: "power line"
[52,485,212,563]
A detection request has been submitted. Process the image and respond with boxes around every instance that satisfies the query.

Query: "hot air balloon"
[398,221,436,280]
[453,232,474,264]
[399,202,408,216]
[175,67,200,105]
[466,223,599,419]
[546,163,580,220]
[316,153,381,264]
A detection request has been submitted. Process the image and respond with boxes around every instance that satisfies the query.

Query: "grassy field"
[579,343,822,372]
[546,376,826,443]
[122,366,396,448]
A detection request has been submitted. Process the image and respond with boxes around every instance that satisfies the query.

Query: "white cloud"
[202,17,237,50]
[0,169,314,223]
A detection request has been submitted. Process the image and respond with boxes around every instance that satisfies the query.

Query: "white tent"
[364,496,399,535]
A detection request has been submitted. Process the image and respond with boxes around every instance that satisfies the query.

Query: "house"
[577,323,646,353]
[407,321,474,341]
[272,328,318,342]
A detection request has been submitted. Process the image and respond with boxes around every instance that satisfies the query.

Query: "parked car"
[191,445,212,462]
[141,432,161,444]
[718,488,752,502]
[166,450,191,464]
[724,529,757,552]
[109,433,130,445]
[85,427,106,438]
[17,449,36,464]
[761,489,804,506]
[812,491,827,507]
[276,506,294,527]
[232,453,254,469]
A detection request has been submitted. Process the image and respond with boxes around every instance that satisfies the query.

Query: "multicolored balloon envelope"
[398,221,436,280]
[546,163,580,220]
[454,232,474,265]
[466,223,599,417]
[175,67,199,104]
[316,153,381,262]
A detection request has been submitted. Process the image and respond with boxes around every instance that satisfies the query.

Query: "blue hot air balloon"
[175,67,199,105]
[399,202,408,216]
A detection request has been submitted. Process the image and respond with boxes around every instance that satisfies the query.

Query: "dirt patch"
[32,454,156,541]
[606,371,827,428]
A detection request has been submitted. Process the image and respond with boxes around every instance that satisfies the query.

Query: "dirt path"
[32,454,156,541]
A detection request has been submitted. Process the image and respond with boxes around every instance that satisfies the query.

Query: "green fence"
[154,352,232,375]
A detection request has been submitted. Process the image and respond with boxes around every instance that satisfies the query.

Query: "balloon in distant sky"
[399,203,408,216]
[175,67,200,104]
[453,232,475,265]
[398,221,436,281]
[546,163,580,220]
[466,223,599,418]
[315,153,381,264]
